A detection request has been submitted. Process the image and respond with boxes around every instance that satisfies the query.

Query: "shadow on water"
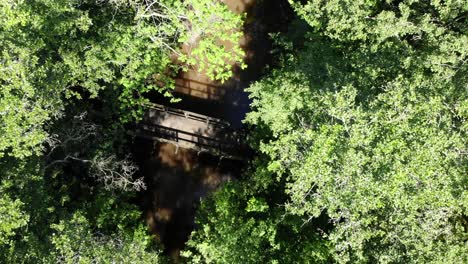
[132,138,243,258]
[133,0,294,259]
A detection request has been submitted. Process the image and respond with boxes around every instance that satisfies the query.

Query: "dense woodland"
[1,0,467,263]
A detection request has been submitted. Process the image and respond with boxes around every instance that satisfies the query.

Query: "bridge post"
[218,156,225,168]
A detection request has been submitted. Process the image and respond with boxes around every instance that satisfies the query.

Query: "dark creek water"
[133,141,243,257]
[132,0,293,258]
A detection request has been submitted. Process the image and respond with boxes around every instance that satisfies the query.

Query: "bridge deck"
[133,103,246,159]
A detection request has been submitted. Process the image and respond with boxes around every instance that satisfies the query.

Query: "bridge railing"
[135,122,244,157]
[143,102,230,127]
[137,102,247,159]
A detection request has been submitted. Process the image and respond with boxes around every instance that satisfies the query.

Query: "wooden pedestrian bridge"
[130,102,247,160]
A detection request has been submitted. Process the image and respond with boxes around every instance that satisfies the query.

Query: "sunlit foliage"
[244,0,467,262]
[0,0,244,262]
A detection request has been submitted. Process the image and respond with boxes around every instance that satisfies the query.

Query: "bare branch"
[89,155,146,192]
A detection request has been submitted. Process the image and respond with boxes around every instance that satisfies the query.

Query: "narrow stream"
[133,141,243,257]
[132,0,293,258]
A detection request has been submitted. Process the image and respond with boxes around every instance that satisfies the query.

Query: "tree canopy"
[1,0,467,263]
[0,0,243,262]
[242,0,467,262]
[0,0,243,158]
[186,0,467,263]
